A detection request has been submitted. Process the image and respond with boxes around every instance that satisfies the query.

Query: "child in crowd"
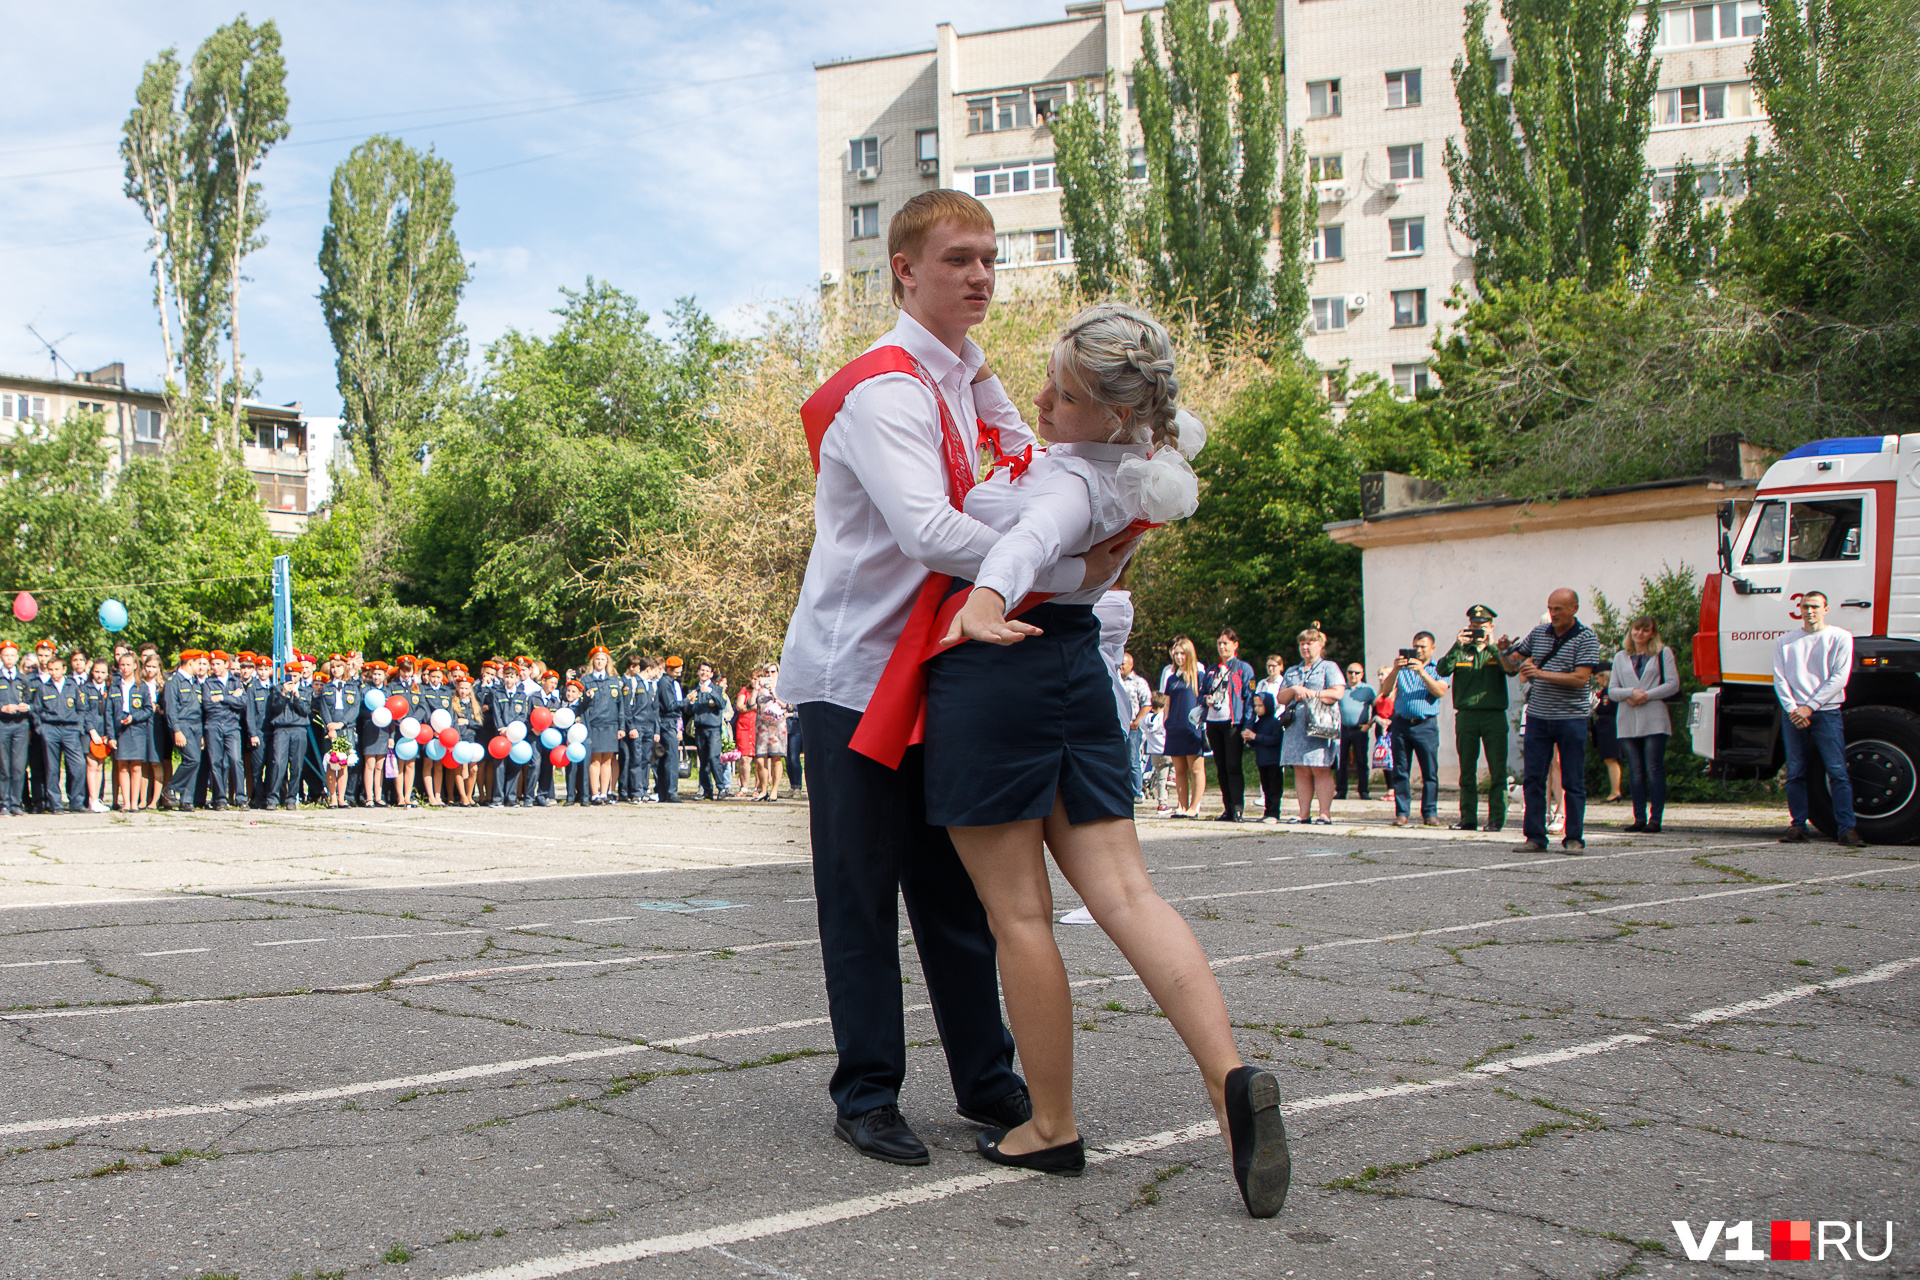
[1251,691,1285,824]
[1143,692,1172,815]
[925,303,1289,1218]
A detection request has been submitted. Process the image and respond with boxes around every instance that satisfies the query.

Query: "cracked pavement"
[0,800,1915,1278]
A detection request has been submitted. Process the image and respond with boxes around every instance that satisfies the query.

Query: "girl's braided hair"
[1050,303,1186,452]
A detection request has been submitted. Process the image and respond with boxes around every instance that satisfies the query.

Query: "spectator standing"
[1773,591,1860,845]
[1142,693,1172,814]
[1499,588,1602,853]
[1593,680,1624,802]
[733,675,759,797]
[1275,626,1345,824]
[1437,604,1510,832]
[688,663,728,799]
[1250,692,1285,823]
[1332,661,1374,802]
[1159,636,1207,817]
[1202,629,1257,822]
[1119,653,1153,801]
[1608,615,1681,833]
[1388,633,1447,828]
[755,665,790,801]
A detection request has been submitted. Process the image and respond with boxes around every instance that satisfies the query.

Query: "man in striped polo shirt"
[1498,589,1602,853]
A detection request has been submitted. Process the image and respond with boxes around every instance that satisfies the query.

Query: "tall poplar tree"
[1049,73,1129,300]
[1445,0,1660,289]
[318,136,469,484]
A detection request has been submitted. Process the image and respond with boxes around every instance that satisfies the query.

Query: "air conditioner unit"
[918,158,939,176]
[1315,181,1348,204]
[1379,181,1402,199]
[856,166,880,182]
[1348,292,1370,313]
[820,270,841,286]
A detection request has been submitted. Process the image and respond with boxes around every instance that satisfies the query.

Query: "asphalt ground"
[1,802,1915,1279]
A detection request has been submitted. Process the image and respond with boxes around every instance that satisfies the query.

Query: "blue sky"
[0,0,1054,416]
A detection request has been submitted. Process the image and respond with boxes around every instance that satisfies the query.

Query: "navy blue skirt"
[924,600,1134,827]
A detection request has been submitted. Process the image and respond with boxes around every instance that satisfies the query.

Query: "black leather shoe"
[1224,1066,1290,1218]
[1779,825,1810,843]
[975,1126,1084,1176]
[1838,827,1864,847]
[833,1104,929,1166]
[956,1085,1032,1128]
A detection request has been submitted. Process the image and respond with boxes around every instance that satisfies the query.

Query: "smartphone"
[1398,648,1417,660]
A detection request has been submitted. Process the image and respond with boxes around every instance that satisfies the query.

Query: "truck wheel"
[1808,707,1920,844]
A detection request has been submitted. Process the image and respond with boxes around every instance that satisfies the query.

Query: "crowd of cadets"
[0,637,803,814]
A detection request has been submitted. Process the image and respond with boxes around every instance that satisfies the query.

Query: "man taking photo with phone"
[1438,605,1510,832]
[1389,633,1447,828]
[1498,589,1602,853]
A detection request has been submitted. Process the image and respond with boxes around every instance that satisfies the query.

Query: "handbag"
[1305,663,1342,740]
[1370,734,1393,770]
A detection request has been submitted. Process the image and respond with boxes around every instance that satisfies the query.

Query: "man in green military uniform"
[1437,604,1511,831]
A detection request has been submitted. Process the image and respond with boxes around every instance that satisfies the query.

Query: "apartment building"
[0,363,317,537]
[816,0,1769,395]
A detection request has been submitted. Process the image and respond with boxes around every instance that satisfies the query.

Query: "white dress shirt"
[966,440,1151,607]
[779,310,1081,712]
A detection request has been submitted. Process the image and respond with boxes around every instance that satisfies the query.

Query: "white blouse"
[966,440,1152,607]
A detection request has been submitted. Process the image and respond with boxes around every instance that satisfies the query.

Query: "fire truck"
[1690,435,1920,844]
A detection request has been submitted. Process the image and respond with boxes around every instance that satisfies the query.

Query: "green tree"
[1049,73,1130,299]
[1446,0,1660,289]
[1131,0,1304,341]
[319,135,468,484]
[1651,160,1728,283]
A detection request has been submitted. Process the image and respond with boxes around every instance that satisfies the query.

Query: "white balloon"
[566,723,588,745]
[505,721,527,743]
[553,707,577,730]
[429,708,453,733]
[399,716,422,739]
[370,707,393,728]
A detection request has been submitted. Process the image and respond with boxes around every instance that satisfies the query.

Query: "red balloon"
[415,725,434,745]
[438,727,460,749]
[385,694,409,718]
[11,592,35,622]
[529,706,555,733]
[487,735,510,760]
[549,745,570,767]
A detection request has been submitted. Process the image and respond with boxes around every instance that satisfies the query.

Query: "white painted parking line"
[345,930,486,941]
[0,958,84,968]
[138,948,210,957]
[573,916,636,924]
[426,958,1920,1280]
[512,923,553,929]
[1220,861,1252,867]
[253,937,329,947]
[1163,848,1653,905]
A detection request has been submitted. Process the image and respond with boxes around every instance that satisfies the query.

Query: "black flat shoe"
[975,1126,1085,1176]
[957,1084,1032,1129]
[1224,1066,1290,1218]
[1622,822,1647,833]
[833,1104,928,1166]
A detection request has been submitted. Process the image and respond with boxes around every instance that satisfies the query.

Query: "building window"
[134,407,163,442]
[969,92,1032,134]
[1389,216,1425,255]
[1033,229,1071,263]
[1650,163,1746,202]
[1033,84,1070,122]
[1392,363,1432,396]
[1308,153,1343,182]
[1311,296,1347,332]
[1387,144,1425,181]
[849,137,879,172]
[1659,1,1763,45]
[916,130,938,164]
[966,160,1056,198]
[252,471,307,514]
[1,393,48,424]
[850,203,880,239]
[1127,147,1147,181]
[1491,57,1510,90]
[1311,225,1344,262]
[1391,289,1428,328]
[1654,81,1756,126]
[1385,69,1422,108]
[1320,369,1348,404]
[1307,80,1341,119]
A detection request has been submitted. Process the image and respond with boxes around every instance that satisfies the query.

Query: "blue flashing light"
[1779,436,1892,460]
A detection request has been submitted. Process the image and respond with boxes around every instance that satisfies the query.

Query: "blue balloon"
[540,727,562,749]
[425,739,446,761]
[363,688,384,712]
[509,740,534,765]
[97,599,128,632]
[566,742,587,763]
[395,738,419,761]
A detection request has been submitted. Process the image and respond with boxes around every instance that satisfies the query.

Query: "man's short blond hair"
[888,190,995,304]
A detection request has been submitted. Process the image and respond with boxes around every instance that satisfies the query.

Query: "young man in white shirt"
[1772,590,1860,845]
[779,189,1129,1166]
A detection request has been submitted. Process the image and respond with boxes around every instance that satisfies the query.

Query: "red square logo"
[1772,1220,1811,1261]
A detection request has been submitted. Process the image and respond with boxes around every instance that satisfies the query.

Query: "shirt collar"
[1049,440,1151,462]
[886,310,984,387]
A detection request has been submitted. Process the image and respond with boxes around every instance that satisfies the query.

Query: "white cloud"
[0,0,1056,414]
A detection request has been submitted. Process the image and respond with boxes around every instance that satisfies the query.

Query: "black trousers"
[165,729,203,808]
[626,733,655,797]
[265,728,304,805]
[799,701,1021,1120]
[655,732,681,800]
[1205,721,1246,817]
[616,737,635,798]
[0,718,29,812]
[204,723,244,806]
[695,726,725,797]
[1258,763,1284,818]
[40,726,86,811]
[1333,726,1372,799]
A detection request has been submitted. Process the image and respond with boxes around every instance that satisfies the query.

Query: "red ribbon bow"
[978,427,1034,481]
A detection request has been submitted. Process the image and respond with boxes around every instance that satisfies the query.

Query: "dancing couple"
[777,189,1289,1218]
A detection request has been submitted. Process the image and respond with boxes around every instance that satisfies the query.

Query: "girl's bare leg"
[1189,755,1208,815]
[1042,802,1243,1150]
[947,816,1076,1156]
